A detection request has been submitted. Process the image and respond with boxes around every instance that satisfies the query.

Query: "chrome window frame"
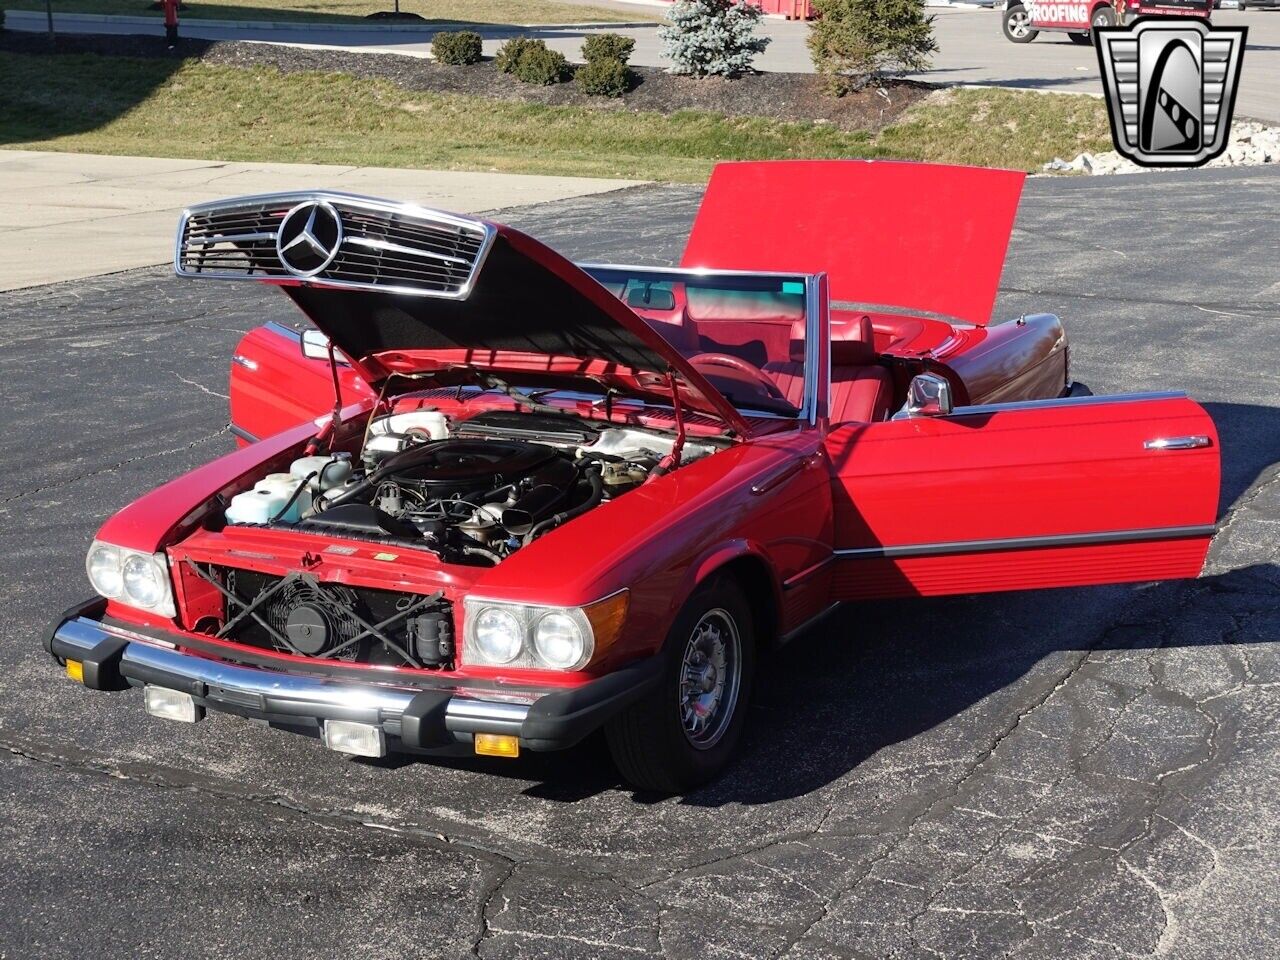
[578,263,822,426]
[936,390,1187,419]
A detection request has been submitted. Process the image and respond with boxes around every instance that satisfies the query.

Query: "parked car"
[1003,0,1212,44]
[46,161,1221,792]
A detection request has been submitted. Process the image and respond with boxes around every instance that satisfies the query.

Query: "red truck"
[1003,0,1212,44]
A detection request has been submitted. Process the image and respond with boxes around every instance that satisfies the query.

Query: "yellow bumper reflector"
[66,660,85,684]
[474,733,520,758]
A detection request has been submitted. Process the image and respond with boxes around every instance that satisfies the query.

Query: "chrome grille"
[175,191,495,299]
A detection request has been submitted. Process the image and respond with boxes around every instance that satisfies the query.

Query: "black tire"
[1091,4,1116,28]
[1003,4,1039,42]
[605,577,757,793]
[1069,30,1093,44]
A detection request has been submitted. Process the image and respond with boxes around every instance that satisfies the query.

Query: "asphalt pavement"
[1,168,1278,958]
[8,8,1280,123]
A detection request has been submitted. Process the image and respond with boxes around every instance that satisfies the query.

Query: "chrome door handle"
[1144,435,1211,450]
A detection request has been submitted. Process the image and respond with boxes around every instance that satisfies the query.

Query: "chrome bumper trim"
[122,640,422,716]
[444,699,530,736]
[55,617,533,736]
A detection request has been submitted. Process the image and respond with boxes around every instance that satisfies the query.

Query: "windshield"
[583,266,813,419]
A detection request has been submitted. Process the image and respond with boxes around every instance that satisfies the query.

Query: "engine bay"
[222,407,722,566]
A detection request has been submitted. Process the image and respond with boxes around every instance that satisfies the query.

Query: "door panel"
[824,393,1219,599]
[229,323,372,445]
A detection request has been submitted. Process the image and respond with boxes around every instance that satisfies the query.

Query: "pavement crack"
[470,861,516,957]
[0,734,518,872]
[174,371,230,399]
[0,425,230,507]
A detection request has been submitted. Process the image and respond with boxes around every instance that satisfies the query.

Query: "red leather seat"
[765,314,894,423]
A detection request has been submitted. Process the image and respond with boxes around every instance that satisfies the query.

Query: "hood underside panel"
[286,235,672,374]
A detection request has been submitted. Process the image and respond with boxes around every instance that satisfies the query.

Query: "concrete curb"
[2,9,655,33]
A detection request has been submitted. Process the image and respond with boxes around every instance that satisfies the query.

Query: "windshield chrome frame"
[578,263,822,426]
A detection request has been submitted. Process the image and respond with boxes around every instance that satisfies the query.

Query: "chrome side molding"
[835,524,1217,560]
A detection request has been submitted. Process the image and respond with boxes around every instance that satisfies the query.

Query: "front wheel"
[1091,5,1116,28]
[1003,5,1039,42]
[605,578,756,793]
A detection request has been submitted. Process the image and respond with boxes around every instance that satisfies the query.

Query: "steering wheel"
[689,353,787,402]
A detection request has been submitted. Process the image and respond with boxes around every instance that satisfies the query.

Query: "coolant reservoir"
[225,472,313,525]
[290,454,352,491]
[226,486,291,525]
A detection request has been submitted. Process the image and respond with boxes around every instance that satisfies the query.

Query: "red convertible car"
[46,161,1219,792]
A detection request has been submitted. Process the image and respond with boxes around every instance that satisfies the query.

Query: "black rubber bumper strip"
[520,654,665,751]
[44,597,130,690]
[400,689,454,748]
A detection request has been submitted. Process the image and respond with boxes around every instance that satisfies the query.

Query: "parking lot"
[1,166,1278,958]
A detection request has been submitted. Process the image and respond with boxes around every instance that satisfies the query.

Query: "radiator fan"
[261,578,366,661]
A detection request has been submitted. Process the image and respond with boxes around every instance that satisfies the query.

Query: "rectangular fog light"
[323,720,386,758]
[143,685,204,723]
[474,733,520,758]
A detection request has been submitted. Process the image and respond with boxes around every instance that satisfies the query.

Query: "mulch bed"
[2,30,933,132]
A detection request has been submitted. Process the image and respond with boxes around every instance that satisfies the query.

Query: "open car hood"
[173,192,750,434]
[681,160,1025,327]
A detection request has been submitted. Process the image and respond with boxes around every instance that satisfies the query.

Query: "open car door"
[228,323,372,446]
[825,393,1220,599]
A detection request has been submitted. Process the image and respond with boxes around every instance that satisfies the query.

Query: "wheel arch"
[686,542,782,651]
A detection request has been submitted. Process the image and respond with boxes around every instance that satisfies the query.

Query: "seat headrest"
[788,313,876,365]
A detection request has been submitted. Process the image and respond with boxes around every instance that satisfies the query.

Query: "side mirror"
[904,373,954,418]
[301,328,348,365]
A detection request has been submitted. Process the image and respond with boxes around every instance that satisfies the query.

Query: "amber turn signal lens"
[66,660,85,684]
[584,590,629,657]
[474,733,520,758]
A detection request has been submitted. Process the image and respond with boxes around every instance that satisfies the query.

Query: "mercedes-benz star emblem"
[276,200,344,278]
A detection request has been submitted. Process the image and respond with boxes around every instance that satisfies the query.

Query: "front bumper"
[45,600,661,754]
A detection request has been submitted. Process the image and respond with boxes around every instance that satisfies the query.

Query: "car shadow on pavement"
[699,561,1278,806]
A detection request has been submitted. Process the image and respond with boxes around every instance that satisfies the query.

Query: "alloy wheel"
[678,608,743,750]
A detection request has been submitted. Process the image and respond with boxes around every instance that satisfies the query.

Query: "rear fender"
[938,313,1068,407]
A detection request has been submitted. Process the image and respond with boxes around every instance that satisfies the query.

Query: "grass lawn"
[0,51,1111,182]
[1,0,658,26]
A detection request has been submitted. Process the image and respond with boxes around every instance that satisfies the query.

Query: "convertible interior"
[618,280,902,424]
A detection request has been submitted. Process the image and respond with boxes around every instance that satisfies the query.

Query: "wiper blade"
[476,373,566,415]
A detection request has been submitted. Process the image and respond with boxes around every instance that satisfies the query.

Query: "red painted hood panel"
[681,160,1026,327]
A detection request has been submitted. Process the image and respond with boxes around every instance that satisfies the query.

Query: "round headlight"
[533,612,587,670]
[87,543,123,598]
[122,554,166,609]
[473,608,523,664]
